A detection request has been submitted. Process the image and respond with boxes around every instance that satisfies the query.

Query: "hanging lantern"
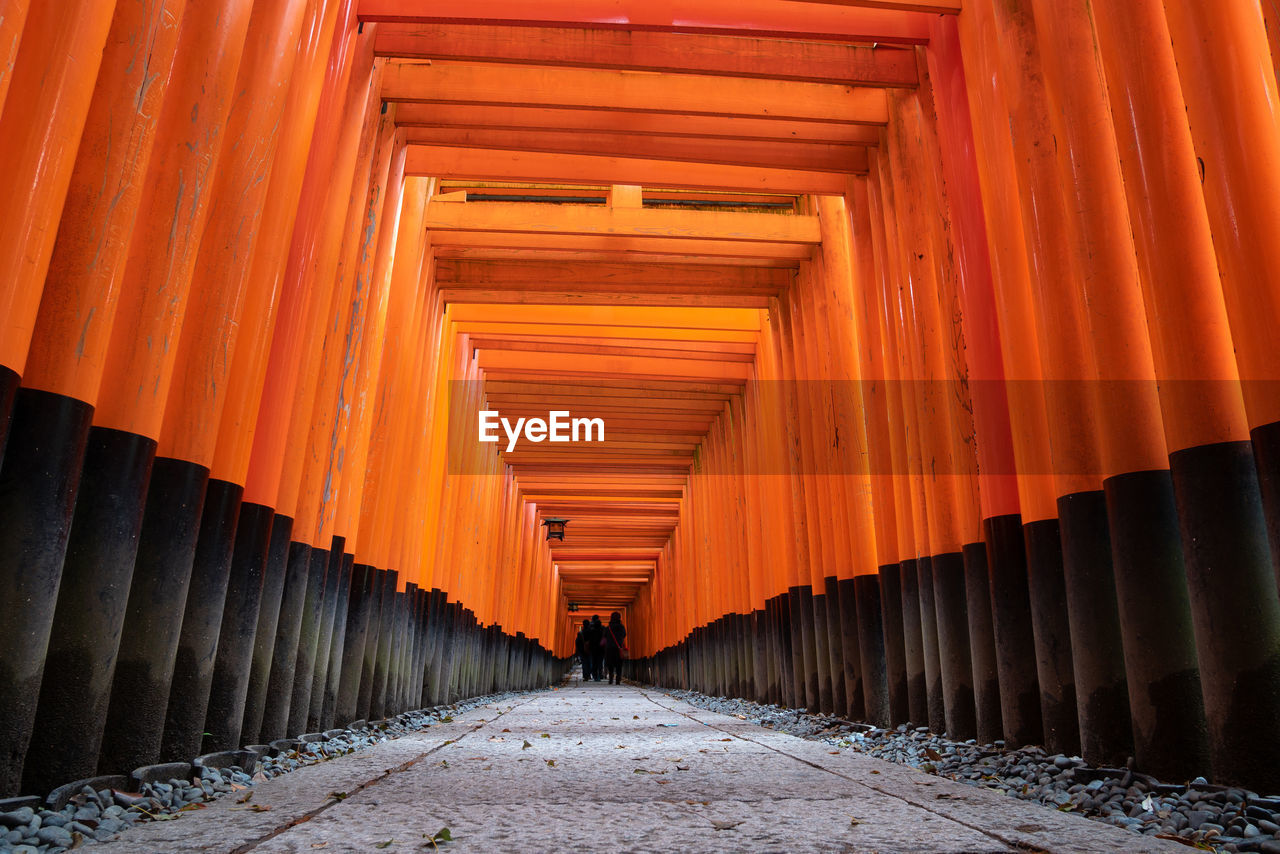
[542,516,569,542]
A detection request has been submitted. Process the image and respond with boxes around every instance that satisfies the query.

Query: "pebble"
[0,689,527,854]
[669,687,1280,854]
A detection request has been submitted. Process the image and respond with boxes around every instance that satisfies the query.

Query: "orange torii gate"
[0,0,1278,808]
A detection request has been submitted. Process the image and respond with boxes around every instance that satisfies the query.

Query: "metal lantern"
[542,516,568,541]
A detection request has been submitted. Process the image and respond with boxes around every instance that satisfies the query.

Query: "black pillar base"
[1023,516,1080,756]
[287,546,330,736]
[835,577,862,720]
[203,501,273,752]
[932,551,975,740]
[161,478,243,761]
[1058,489,1131,766]
[916,557,945,733]
[962,542,1002,744]
[877,564,908,725]
[899,560,926,725]
[240,513,293,746]
[853,574,889,726]
[259,540,311,742]
[0,364,19,469]
[0,388,93,795]
[23,427,154,795]
[1173,438,1280,790]
[99,457,208,775]
[983,514,1042,748]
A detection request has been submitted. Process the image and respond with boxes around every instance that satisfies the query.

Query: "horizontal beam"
[405,145,850,193]
[426,200,821,243]
[445,303,761,329]
[382,62,889,124]
[402,127,869,172]
[442,289,771,308]
[436,260,790,289]
[396,104,882,144]
[429,232,813,260]
[373,23,918,86]
[356,1,934,43]
[432,247,800,266]
[476,348,751,379]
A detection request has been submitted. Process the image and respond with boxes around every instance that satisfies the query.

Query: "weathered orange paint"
[0,0,117,376]
[21,0,188,406]
[159,0,311,467]
[212,0,348,487]
[94,0,255,440]
[1163,0,1280,429]
[1091,0,1250,453]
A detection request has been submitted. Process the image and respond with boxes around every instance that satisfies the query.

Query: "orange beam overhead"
[424,200,821,244]
[441,289,771,308]
[438,260,786,297]
[396,104,883,145]
[381,62,890,124]
[475,348,752,380]
[372,23,919,86]
[446,303,760,330]
[402,127,870,172]
[405,146,849,193]
[356,0,935,43]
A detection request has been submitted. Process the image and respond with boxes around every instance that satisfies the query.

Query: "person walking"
[574,619,591,682]
[603,611,627,685]
[588,615,605,681]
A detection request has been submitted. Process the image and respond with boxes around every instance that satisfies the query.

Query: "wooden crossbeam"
[382,62,889,124]
[373,23,918,86]
[396,104,882,145]
[437,260,790,291]
[357,0,935,43]
[405,145,850,193]
[402,127,870,172]
[425,200,821,244]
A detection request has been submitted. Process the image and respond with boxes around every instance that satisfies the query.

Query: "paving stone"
[89,684,1193,853]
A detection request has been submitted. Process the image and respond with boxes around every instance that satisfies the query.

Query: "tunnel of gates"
[2,0,1280,805]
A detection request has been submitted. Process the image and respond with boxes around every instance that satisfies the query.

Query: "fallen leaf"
[374,840,394,849]
[522,740,532,750]
[440,716,454,723]
[177,802,206,812]
[328,791,349,801]
[236,791,254,804]
[545,760,556,767]
[633,715,639,719]
[719,738,732,742]
[540,733,550,739]
[870,770,880,775]
[248,804,272,812]
[829,751,840,755]
[850,817,862,826]
[311,844,329,849]
[501,728,510,733]
[712,820,742,831]
[676,765,689,771]
[924,747,943,761]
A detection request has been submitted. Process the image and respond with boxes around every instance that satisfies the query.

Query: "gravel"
[666,688,1280,854]
[0,691,527,854]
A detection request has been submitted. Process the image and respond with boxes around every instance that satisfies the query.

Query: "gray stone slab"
[92,684,1192,853]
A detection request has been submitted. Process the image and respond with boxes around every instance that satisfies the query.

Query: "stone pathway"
[92,682,1190,853]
